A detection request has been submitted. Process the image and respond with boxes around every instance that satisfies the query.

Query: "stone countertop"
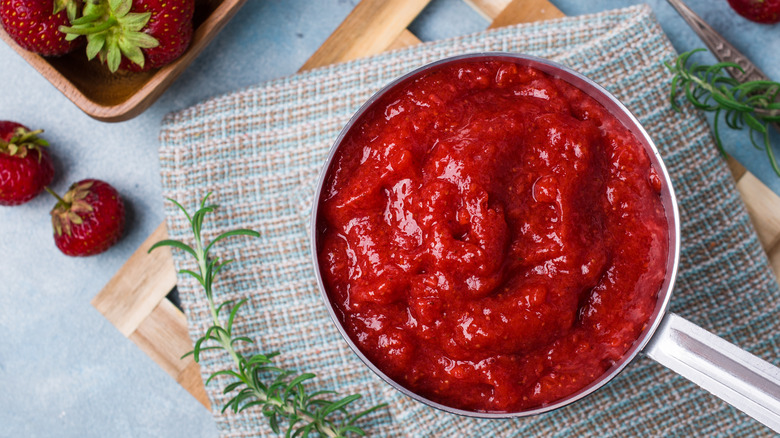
[0,0,777,436]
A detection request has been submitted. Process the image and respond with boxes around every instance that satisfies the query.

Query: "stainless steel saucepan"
[309,53,780,432]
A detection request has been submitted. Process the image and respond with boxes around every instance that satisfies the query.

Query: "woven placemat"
[158,5,780,437]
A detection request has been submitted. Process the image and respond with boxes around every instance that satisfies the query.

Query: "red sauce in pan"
[317,60,668,412]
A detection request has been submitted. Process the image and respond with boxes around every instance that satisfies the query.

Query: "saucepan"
[309,53,780,432]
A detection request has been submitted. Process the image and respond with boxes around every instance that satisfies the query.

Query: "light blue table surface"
[0,1,777,436]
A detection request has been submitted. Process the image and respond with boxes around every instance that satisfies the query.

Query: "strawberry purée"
[317,60,668,412]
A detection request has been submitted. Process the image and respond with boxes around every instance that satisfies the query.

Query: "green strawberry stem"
[60,16,118,35]
[12,128,46,144]
[53,0,80,21]
[44,186,67,205]
[0,128,49,159]
[58,0,159,72]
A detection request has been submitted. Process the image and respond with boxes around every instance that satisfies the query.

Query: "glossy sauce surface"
[317,60,668,412]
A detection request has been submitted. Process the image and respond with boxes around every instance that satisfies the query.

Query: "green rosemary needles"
[666,49,780,176]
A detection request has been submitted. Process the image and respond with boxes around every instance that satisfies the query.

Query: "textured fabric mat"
[159,5,780,437]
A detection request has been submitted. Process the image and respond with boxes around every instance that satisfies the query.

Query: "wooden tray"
[91,0,780,411]
[0,0,247,123]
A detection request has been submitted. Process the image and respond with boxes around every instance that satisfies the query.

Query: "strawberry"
[0,0,82,56]
[0,121,55,206]
[61,0,194,72]
[727,0,780,23]
[49,179,125,256]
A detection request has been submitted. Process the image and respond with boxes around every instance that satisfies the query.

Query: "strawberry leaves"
[0,127,49,159]
[53,0,80,21]
[60,0,159,72]
[49,181,95,237]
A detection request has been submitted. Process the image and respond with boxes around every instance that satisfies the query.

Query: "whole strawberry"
[727,0,780,23]
[61,0,194,72]
[49,179,125,256]
[0,121,55,206]
[0,0,82,56]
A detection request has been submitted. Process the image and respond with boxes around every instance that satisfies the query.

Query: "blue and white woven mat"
[159,5,780,437]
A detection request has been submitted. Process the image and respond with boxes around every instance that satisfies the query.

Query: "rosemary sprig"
[666,48,780,176]
[150,194,385,437]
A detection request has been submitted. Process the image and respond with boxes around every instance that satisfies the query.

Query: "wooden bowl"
[0,0,247,122]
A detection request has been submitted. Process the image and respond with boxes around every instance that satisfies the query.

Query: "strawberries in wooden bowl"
[60,0,195,72]
[0,0,247,122]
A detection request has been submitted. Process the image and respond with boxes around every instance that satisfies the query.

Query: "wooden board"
[92,0,780,410]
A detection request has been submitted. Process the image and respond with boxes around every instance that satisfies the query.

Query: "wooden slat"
[92,222,177,336]
[727,156,749,181]
[767,243,780,280]
[737,172,780,249]
[736,171,780,280]
[390,0,564,52]
[489,0,564,28]
[464,0,512,21]
[300,0,432,71]
[386,29,424,51]
[129,298,212,409]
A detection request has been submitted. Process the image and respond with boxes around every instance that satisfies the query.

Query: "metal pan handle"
[645,313,780,432]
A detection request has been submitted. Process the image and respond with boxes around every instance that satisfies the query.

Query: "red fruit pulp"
[317,60,669,412]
